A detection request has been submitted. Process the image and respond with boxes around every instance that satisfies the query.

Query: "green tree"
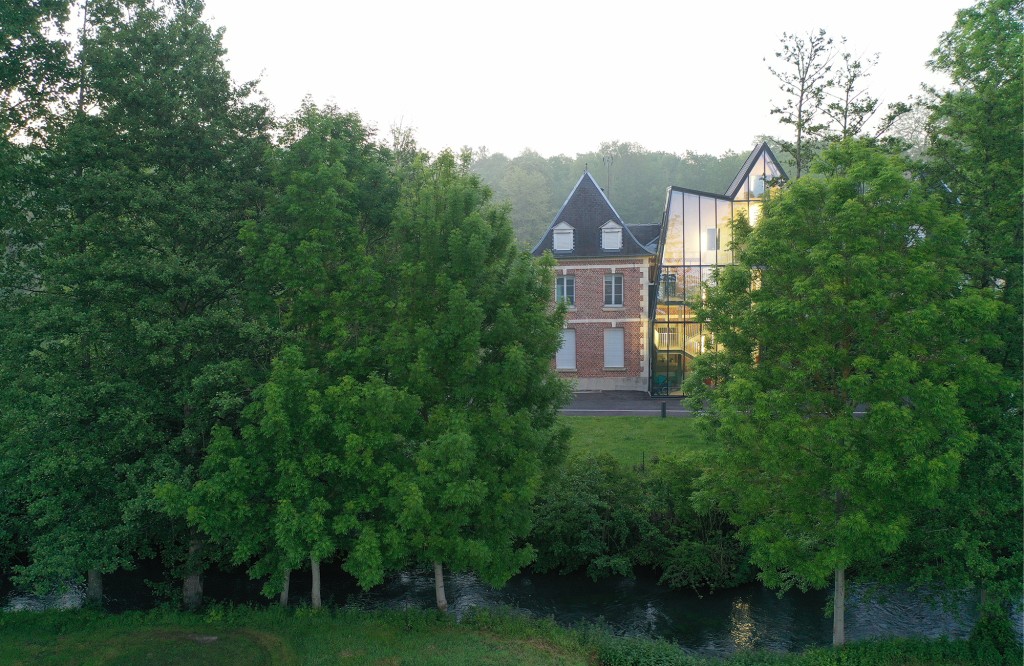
[686,140,994,645]
[2,0,273,609]
[766,29,837,178]
[177,104,407,607]
[897,0,1023,621]
[385,151,570,611]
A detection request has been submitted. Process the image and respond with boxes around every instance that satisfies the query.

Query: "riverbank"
[1,605,1014,665]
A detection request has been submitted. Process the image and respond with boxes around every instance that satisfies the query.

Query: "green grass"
[563,416,706,467]
[1,606,1007,666]
[0,606,590,666]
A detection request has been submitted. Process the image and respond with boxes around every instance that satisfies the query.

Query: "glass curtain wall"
[651,152,779,394]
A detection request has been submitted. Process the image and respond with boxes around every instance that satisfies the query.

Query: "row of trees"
[688,0,1021,647]
[1,0,570,611]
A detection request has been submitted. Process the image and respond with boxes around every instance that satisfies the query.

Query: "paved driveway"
[560,391,691,417]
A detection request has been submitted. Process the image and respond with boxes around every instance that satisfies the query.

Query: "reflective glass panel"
[700,196,719,265]
[683,323,702,358]
[662,191,685,264]
[654,324,682,350]
[683,193,700,265]
[717,200,733,265]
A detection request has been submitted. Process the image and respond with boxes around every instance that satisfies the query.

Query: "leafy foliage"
[1,0,273,598]
[685,140,997,641]
[383,150,571,593]
[891,0,1023,613]
[531,453,751,592]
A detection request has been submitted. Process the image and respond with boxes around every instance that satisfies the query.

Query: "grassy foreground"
[0,605,1011,666]
[564,415,706,466]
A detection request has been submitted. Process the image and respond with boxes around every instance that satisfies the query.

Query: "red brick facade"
[554,257,652,391]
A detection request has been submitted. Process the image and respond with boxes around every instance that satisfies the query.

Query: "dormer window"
[601,221,622,251]
[552,222,574,252]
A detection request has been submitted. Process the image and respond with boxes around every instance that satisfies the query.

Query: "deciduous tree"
[2,0,273,609]
[894,0,1023,622]
[686,140,995,645]
[384,151,570,611]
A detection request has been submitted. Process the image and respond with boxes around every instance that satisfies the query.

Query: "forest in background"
[471,144,752,248]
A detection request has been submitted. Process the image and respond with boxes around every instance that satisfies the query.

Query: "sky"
[201,0,972,159]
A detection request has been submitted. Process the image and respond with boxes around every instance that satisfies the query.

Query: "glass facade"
[650,146,783,394]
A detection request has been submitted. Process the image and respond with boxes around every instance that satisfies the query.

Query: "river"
[3,562,996,656]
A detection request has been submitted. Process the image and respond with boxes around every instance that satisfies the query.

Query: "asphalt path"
[560,391,692,417]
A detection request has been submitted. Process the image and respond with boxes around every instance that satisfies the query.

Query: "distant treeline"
[470,143,753,248]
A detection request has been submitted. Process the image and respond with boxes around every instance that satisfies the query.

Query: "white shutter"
[604,327,624,368]
[556,329,576,370]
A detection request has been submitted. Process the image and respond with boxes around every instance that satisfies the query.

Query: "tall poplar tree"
[177,105,409,607]
[893,0,1023,622]
[2,0,273,608]
[686,140,994,645]
[384,151,570,611]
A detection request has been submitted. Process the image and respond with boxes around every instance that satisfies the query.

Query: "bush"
[594,635,703,666]
[530,452,751,592]
[968,610,1023,666]
[531,454,658,580]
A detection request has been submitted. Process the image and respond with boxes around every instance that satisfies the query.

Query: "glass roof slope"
[725,142,788,200]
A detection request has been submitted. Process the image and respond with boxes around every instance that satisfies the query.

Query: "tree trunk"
[434,562,448,612]
[182,535,204,611]
[833,567,846,646]
[86,569,102,606]
[310,555,321,609]
[279,568,290,608]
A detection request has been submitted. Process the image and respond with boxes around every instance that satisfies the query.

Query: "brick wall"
[553,257,651,391]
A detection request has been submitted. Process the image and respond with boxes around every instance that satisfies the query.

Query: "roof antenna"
[584,162,588,173]
[602,154,613,196]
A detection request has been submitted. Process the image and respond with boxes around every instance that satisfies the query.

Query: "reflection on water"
[2,565,992,656]
[729,598,760,649]
[5,584,84,612]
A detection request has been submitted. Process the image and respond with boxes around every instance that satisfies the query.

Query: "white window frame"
[604,273,623,306]
[556,275,575,307]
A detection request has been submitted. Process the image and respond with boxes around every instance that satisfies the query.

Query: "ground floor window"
[604,327,624,368]
[556,329,576,370]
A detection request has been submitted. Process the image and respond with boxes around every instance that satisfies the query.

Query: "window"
[556,329,576,370]
[659,274,677,299]
[706,227,719,251]
[604,327,624,368]
[552,222,574,251]
[604,273,623,306]
[656,325,679,349]
[601,222,622,251]
[556,276,575,306]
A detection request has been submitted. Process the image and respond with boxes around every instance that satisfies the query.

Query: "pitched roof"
[532,171,652,258]
[724,142,789,199]
[627,223,662,247]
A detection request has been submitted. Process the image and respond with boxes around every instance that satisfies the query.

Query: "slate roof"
[532,171,653,258]
[724,142,789,199]
[627,224,662,248]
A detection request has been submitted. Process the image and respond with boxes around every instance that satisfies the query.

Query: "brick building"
[534,142,787,395]
[532,171,658,391]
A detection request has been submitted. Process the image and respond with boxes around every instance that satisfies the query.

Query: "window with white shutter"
[604,327,624,368]
[556,329,576,370]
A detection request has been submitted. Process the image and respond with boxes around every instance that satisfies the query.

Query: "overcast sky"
[202,0,970,158]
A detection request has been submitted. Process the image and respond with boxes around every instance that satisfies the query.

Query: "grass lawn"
[0,607,590,666]
[1,606,1003,666]
[563,415,706,467]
